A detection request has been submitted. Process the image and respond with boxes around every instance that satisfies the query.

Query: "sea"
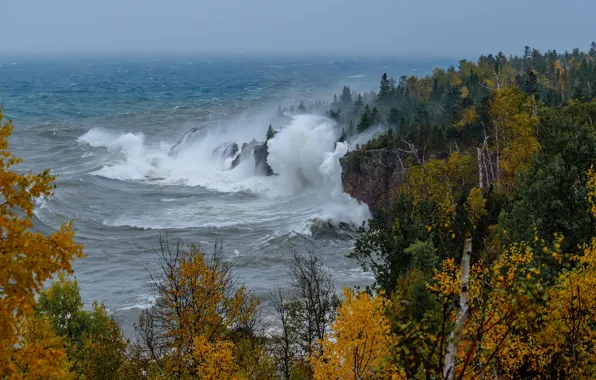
[0,54,449,335]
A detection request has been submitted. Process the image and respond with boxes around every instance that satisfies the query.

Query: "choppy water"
[0,55,447,334]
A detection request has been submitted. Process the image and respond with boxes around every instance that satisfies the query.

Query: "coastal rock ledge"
[339,148,407,214]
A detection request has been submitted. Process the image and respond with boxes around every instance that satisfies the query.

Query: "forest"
[2,43,596,379]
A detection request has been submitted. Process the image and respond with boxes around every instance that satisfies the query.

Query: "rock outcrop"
[230,139,260,169]
[229,139,274,176]
[253,143,274,176]
[339,148,407,214]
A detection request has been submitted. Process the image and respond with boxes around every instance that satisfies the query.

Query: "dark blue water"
[0,55,449,334]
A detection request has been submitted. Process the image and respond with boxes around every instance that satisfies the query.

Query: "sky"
[2,0,595,57]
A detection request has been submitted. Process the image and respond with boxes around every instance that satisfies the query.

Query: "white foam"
[267,115,371,226]
[78,114,371,231]
[116,294,156,311]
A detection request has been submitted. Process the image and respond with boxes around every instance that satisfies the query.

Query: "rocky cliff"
[339,148,407,214]
[230,139,274,176]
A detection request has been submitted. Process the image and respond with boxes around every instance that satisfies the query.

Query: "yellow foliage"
[489,88,540,193]
[310,288,405,380]
[464,187,487,229]
[459,87,469,98]
[0,111,83,377]
[531,241,596,377]
[588,165,596,215]
[193,336,243,380]
[155,243,259,376]
[453,107,477,131]
[10,315,73,379]
[404,152,476,229]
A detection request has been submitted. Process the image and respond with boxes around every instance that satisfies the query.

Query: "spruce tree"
[388,108,400,126]
[378,73,391,103]
[370,107,381,125]
[354,94,364,111]
[266,125,276,140]
[340,86,353,106]
[357,105,371,133]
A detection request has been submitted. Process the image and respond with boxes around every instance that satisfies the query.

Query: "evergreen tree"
[388,108,400,126]
[340,86,353,106]
[347,119,355,136]
[590,41,596,57]
[370,107,381,125]
[357,105,372,133]
[354,94,364,111]
[297,101,306,112]
[266,125,276,140]
[378,73,392,104]
[327,108,341,121]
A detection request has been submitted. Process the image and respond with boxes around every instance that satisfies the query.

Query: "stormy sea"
[0,55,446,334]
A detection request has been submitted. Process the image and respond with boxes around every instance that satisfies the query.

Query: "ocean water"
[0,55,447,334]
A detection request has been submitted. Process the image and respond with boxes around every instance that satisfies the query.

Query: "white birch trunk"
[443,237,473,380]
[477,147,484,190]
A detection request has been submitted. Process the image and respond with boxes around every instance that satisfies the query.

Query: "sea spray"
[267,115,371,226]
[78,114,370,230]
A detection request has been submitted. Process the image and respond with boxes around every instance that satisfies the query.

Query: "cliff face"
[340,148,407,214]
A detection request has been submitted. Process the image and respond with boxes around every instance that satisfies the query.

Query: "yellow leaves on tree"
[453,107,477,131]
[0,111,83,378]
[489,88,539,193]
[464,187,487,229]
[310,288,405,380]
[142,240,260,378]
[588,164,596,215]
[10,315,72,380]
[404,152,476,230]
[532,241,596,377]
[428,241,543,378]
[193,336,241,380]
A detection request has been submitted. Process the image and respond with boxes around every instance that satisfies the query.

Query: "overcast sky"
[2,0,594,57]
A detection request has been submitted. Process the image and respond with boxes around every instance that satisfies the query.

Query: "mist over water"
[0,56,446,335]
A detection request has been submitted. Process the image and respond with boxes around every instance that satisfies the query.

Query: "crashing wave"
[77,114,370,229]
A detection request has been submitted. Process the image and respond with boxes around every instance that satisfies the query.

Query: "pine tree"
[378,73,391,103]
[327,108,341,121]
[371,107,381,125]
[354,94,364,111]
[357,105,372,133]
[340,86,353,106]
[590,41,596,57]
[266,125,276,140]
[388,108,400,126]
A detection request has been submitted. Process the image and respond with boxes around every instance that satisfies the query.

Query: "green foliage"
[343,150,361,172]
[501,103,596,257]
[36,275,127,379]
[404,240,438,273]
[339,86,352,107]
[266,124,277,140]
[357,104,371,132]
